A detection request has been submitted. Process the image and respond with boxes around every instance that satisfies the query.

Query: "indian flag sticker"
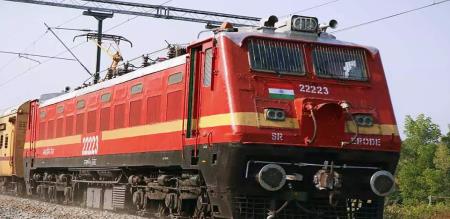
[268,88,295,100]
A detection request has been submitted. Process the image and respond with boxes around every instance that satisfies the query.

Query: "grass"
[384,203,450,219]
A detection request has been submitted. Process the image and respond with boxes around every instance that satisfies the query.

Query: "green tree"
[432,130,450,198]
[441,126,450,147]
[397,114,442,204]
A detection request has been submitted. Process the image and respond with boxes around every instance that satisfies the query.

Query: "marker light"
[265,108,286,121]
[354,114,374,127]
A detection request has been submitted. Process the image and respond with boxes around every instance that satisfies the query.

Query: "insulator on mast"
[167,45,187,59]
[142,55,150,67]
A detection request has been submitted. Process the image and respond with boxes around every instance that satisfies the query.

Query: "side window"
[168,72,183,85]
[0,135,3,148]
[131,83,143,95]
[40,111,46,119]
[77,100,86,110]
[203,48,213,87]
[57,106,64,114]
[4,134,8,149]
[101,93,112,103]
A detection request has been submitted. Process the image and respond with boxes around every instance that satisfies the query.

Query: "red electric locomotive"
[19,15,400,218]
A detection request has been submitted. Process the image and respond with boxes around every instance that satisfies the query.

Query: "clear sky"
[0,0,449,136]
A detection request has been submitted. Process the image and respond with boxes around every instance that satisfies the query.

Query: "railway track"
[0,194,147,219]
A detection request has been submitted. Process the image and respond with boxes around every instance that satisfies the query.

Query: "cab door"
[185,46,202,140]
[184,41,215,163]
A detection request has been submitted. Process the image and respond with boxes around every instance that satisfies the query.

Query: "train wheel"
[193,193,211,219]
[157,201,169,218]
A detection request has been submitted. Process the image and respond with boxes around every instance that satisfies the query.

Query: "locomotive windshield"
[248,39,306,75]
[312,46,368,81]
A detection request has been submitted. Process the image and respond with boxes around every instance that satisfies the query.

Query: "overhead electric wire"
[288,0,341,15]
[51,27,97,32]
[0,0,174,89]
[0,14,83,74]
[333,0,450,33]
[0,32,48,73]
[104,0,174,32]
[0,50,76,61]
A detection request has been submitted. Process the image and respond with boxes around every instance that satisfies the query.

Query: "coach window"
[4,134,8,149]
[0,135,3,148]
[40,111,46,119]
[131,83,143,95]
[168,72,183,85]
[101,93,112,103]
[0,123,6,131]
[203,48,213,87]
[77,100,86,110]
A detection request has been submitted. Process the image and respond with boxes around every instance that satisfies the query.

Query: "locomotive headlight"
[354,114,374,127]
[291,15,319,32]
[256,164,287,191]
[370,170,395,196]
[265,108,285,121]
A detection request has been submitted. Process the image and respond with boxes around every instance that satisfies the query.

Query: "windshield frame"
[311,45,370,82]
[247,38,308,76]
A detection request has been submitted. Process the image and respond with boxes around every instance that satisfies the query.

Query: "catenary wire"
[289,0,340,15]
[0,0,174,89]
[0,50,76,61]
[332,0,450,33]
[0,14,83,74]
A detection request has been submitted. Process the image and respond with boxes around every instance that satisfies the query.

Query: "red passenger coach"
[21,15,400,219]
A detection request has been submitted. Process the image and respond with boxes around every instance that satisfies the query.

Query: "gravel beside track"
[0,194,146,219]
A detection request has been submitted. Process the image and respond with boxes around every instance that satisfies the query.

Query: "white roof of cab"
[220,31,379,54]
[40,55,186,108]
[0,105,19,117]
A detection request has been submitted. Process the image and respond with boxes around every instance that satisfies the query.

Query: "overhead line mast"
[2,0,261,27]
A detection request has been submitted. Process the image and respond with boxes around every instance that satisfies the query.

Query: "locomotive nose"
[370,170,395,196]
[256,164,287,191]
